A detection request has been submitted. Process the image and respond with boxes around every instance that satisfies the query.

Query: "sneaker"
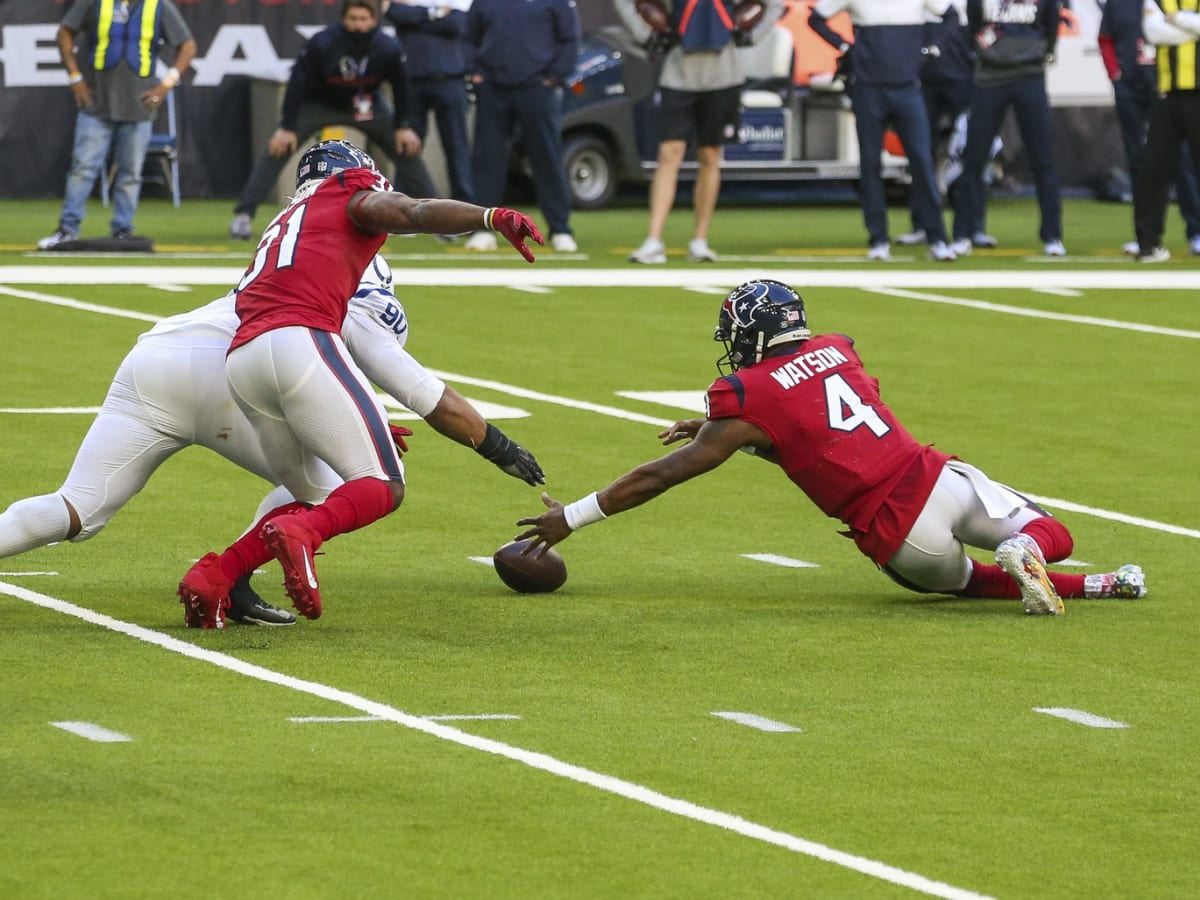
[1136,246,1170,263]
[1044,240,1066,257]
[996,535,1065,616]
[261,515,323,619]
[228,214,252,240]
[950,237,972,257]
[972,232,999,248]
[630,237,667,264]
[928,240,957,262]
[178,552,232,629]
[1122,240,1140,256]
[1191,236,1200,255]
[1084,564,1147,600]
[432,232,461,244]
[687,238,717,262]
[896,228,926,246]
[464,230,498,252]
[226,574,297,626]
[37,227,77,250]
[867,242,891,261]
[111,227,133,240]
[550,233,578,253]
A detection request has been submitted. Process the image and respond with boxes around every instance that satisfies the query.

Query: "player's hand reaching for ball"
[515,492,570,556]
[659,418,704,445]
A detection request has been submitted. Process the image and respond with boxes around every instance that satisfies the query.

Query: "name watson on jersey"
[769,345,850,388]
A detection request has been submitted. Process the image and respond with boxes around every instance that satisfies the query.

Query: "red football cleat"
[178,552,232,629]
[261,515,323,619]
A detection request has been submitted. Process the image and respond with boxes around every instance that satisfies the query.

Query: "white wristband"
[161,66,180,89]
[562,492,607,531]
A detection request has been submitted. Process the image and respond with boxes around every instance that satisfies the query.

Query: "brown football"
[733,0,766,32]
[493,540,568,594]
[636,0,672,32]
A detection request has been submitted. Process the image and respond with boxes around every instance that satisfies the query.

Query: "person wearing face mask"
[229,0,438,239]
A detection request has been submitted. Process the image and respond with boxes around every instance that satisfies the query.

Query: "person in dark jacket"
[229,0,437,239]
[384,0,474,204]
[952,0,1064,257]
[1100,0,1200,256]
[462,0,581,253]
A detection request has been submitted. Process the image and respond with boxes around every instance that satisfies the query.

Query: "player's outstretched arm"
[515,418,767,555]
[426,387,546,485]
[348,192,543,262]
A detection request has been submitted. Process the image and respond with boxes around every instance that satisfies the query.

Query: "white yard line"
[1,580,991,900]
[49,721,133,743]
[1033,708,1130,729]
[711,712,804,733]
[742,553,821,569]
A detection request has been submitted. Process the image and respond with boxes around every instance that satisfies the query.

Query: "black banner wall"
[1,0,616,200]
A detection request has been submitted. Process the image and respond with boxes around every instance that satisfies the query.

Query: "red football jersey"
[230,167,391,352]
[706,333,951,564]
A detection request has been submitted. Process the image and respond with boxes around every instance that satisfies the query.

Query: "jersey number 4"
[236,204,307,293]
[824,373,890,437]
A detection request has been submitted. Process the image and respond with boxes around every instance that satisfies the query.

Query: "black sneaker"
[111,227,134,240]
[226,574,297,626]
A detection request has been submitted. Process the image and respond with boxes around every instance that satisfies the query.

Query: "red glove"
[389,424,413,455]
[487,207,543,263]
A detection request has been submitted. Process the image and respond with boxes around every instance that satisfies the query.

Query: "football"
[493,540,568,594]
[733,0,766,32]
[636,0,671,32]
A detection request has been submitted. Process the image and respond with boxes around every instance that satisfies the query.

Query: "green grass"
[0,195,1198,899]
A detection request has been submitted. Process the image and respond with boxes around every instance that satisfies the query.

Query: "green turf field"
[1,196,1197,899]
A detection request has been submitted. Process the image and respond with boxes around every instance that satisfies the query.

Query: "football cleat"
[226,574,297,626]
[261,515,323,619]
[996,535,1065,616]
[178,552,232,629]
[1085,565,1147,600]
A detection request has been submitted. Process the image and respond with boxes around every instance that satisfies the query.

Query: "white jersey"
[141,254,446,418]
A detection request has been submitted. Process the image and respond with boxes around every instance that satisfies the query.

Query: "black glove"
[644,30,679,58]
[475,423,546,486]
[732,29,752,47]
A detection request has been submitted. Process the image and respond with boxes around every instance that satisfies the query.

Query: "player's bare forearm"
[424,386,487,448]
[351,191,484,236]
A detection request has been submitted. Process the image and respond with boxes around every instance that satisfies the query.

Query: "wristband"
[67,72,84,85]
[562,492,607,531]
[160,66,180,89]
[483,207,496,231]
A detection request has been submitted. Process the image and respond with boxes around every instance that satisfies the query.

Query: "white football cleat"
[996,535,1064,616]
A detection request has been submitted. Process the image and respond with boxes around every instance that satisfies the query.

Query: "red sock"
[218,501,309,582]
[304,477,396,543]
[963,562,1087,599]
[1019,517,1074,563]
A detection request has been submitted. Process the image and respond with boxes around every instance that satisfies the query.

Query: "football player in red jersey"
[516,279,1147,616]
[178,139,542,628]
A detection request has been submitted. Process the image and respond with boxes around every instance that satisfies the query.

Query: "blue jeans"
[61,111,152,235]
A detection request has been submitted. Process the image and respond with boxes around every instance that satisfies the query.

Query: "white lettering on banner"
[189,25,292,85]
[0,25,67,87]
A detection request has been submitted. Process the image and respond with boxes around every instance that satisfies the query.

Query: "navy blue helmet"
[714,279,810,373]
[295,139,377,189]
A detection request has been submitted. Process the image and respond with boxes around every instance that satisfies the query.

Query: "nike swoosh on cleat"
[302,549,318,590]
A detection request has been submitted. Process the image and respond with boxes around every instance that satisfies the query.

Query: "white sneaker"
[950,238,972,257]
[996,535,1065,616]
[928,240,957,262]
[37,227,77,249]
[895,229,926,246]
[464,230,498,252]
[629,237,666,264]
[1136,246,1170,263]
[1122,240,1139,256]
[550,233,577,253]
[867,242,891,261]
[1190,236,1200,255]
[1044,240,1066,257]
[228,214,253,240]
[687,238,717,262]
[972,232,999,248]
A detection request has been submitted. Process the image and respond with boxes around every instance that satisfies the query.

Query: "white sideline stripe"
[0,571,59,576]
[507,284,554,294]
[0,407,103,414]
[617,390,707,413]
[3,281,1195,541]
[0,285,161,322]
[9,265,1200,289]
[50,721,133,743]
[1026,494,1200,540]
[868,287,1200,339]
[147,283,192,293]
[0,580,990,900]
[1033,708,1130,729]
[1032,287,1083,298]
[289,714,522,723]
[743,553,820,569]
[712,712,803,733]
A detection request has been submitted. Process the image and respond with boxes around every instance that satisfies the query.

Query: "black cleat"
[226,574,297,626]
